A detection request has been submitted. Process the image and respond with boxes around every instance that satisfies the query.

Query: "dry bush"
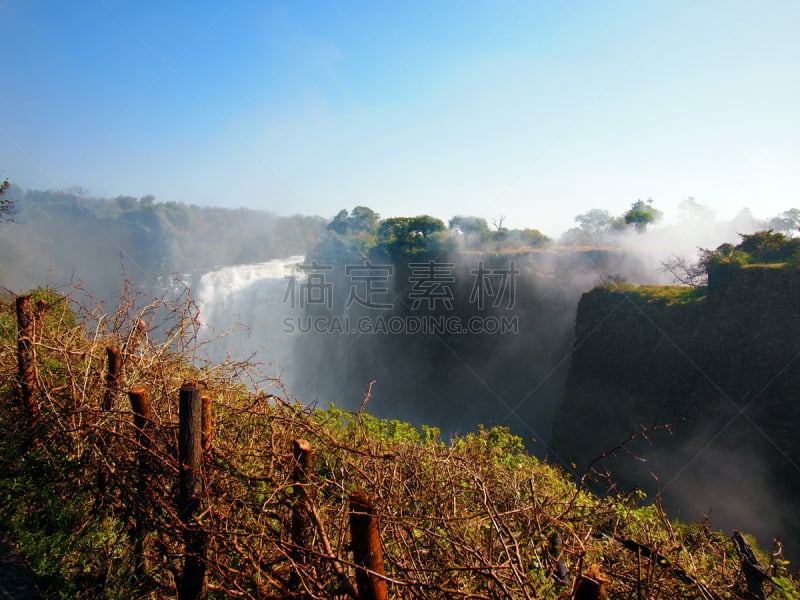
[0,283,795,599]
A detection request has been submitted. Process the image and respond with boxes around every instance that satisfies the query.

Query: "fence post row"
[178,383,208,600]
[14,295,38,427]
[349,490,388,600]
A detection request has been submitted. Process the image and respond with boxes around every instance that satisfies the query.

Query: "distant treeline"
[309,206,552,263]
[0,186,328,294]
[2,185,798,298]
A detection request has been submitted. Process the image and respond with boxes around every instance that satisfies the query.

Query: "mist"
[3,186,798,557]
[1,188,784,438]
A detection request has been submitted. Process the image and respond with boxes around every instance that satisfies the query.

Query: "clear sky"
[2,1,799,237]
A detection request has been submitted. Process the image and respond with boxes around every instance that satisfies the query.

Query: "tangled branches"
[0,284,795,598]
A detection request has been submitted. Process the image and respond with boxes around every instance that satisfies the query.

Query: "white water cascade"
[191,256,303,388]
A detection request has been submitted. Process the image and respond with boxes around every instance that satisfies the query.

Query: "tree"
[327,206,380,235]
[768,209,800,236]
[0,179,15,222]
[449,215,489,236]
[328,209,351,235]
[349,206,380,234]
[516,228,549,247]
[375,215,448,257]
[659,255,708,287]
[114,195,138,211]
[666,230,800,288]
[408,215,446,237]
[623,199,662,233]
[574,209,613,236]
[736,230,799,263]
[449,215,489,250]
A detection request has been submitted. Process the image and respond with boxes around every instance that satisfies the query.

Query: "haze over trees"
[0,187,327,296]
[2,182,798,305]
[560,199,663,245]
[0,178,13,221]
[768,208,800,235]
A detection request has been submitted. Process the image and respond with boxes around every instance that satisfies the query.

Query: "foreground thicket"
[0,287,796,599]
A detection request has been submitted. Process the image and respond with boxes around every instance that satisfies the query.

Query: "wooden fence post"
[573,564,609,600]
[289,439,313,588]
[178,383,207,600]
[14,295,38,427]
[128,387,153,580]
[103,346,122,410]
[349,490,388,600]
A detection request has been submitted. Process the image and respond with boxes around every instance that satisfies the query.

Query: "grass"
[600,282,708,305]
[741,262,792,270]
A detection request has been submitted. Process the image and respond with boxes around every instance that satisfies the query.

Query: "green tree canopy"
[350,206,380,233]
[449,215,489,236]
[623,199,662,233]
[327,206,380,235]
[375,215,448,257]
[735,230,800,263]
[678,229,800,286]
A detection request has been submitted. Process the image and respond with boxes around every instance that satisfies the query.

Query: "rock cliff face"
[551,265,800,553]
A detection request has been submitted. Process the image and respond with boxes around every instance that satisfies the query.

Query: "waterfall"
[191,256,304,388]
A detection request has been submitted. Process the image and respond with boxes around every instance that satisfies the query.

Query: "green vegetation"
[602,283,708,305]
[560,199,662,244]
[310,206,551,263]
[1,287,797,598]
[661,230,800,288]
[623,199,663,233]
[0,188,327,292]
[703,230,800,269]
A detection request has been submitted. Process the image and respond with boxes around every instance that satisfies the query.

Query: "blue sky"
[2,1,799,237]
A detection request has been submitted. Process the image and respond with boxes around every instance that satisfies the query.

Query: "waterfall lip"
[190,257,306,377]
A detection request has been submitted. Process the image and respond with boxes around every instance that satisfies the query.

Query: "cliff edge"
[551,265,800,553]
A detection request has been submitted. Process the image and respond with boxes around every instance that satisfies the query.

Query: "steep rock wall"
[551,265,800,552]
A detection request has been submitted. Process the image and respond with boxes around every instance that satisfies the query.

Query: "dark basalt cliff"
[551,265,800,553]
